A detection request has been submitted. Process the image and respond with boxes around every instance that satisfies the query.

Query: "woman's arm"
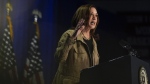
[54,30,75,63]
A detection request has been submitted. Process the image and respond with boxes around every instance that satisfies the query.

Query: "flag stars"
[27,73,30,76]
[34,36,37,39]
[29,68,32,71]
[29,64,33,67]
[38,63,41,66]
[31,60,34,62]
[33,39,37,43]
[31,42,34,45]
[4,33,6,36]
[6,41,8,44]
[7,36,10,39]
[3,38,6,42]
[34,61,37,64]
[31,60,34,63]
[35,46,38,49]
[9,61,13,65]
[5,57,8,60]
[35,57,39,59]
[11,57,14,60]
[32,39,36,44]
[4,46,7,49]
[4,28,8,31]
[8,32,10,35]
[6,53,10,55]
[37,52,40,55]
[36,68,39,70]
[8,64,11,67]
[4,62,7,65]
[30,47,34,51]
[24,33,43,78]
[0,21,17,74]
[8,48,10,51]
[39,59,42,62]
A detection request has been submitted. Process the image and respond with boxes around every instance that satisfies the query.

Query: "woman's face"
[87,7,98,29]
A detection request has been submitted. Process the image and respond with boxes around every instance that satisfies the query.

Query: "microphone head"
[119,40,131,50]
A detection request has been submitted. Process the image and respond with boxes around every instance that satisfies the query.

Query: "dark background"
[0,0,150,84]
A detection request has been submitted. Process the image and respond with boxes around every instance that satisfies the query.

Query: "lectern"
[79,56,150,84]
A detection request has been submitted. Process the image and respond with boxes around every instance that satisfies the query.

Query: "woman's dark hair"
[71,4,99,36]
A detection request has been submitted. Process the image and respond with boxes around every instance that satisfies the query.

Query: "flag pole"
[6,2,13,41]
[32,9,42,39]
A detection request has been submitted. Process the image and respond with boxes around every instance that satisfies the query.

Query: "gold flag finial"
[32,9,42,22]
[6,2,13,15]
[32,9,42,39]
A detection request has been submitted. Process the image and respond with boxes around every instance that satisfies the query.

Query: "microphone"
[119,40,138,57]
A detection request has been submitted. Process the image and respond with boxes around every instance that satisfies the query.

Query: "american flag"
[23,22,44,84]
[0,15,18,84]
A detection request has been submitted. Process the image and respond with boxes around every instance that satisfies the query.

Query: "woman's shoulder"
[65,29,74,33]
[63,29,75,36]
